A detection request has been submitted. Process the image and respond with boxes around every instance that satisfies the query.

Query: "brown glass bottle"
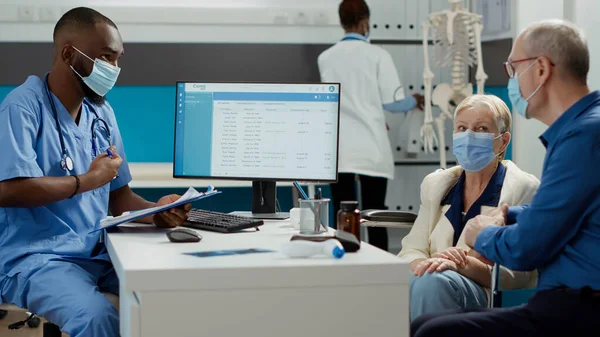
[337,201,361,241]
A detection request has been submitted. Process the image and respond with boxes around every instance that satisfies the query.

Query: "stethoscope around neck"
[44,75,112,172]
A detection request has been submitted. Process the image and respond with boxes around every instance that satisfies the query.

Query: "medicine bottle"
[336,201,361,241]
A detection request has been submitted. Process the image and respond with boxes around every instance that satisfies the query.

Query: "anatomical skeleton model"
[421,0,487,168]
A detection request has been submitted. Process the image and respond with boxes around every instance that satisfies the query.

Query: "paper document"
[90,186,221,233]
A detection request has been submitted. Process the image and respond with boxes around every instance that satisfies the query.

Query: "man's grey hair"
[520,19,589,84]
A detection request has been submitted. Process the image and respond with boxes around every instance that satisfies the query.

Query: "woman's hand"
[432,247,468,268]
[412,257,458,276]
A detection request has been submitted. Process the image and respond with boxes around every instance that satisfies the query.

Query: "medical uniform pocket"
[21,208,85,257]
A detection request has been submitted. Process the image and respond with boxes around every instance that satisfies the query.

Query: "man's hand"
[413,93,425,110]
[464,212,505,248]
[153,194,192,228]
[87,145,123,187]
[486,204,509,223]
[412,257,458,276]
[433,247,468,268]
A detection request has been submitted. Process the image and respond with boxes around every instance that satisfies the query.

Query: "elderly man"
[411,19,600,337]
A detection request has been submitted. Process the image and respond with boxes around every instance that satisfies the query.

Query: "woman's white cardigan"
[398,160,540,290]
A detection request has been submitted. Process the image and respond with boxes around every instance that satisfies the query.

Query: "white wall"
[0,0,435,44]
[0,0,344,43]
[0,1,468,44]
[572,0,600,90]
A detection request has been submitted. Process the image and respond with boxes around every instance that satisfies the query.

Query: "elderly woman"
[398,94,540,320]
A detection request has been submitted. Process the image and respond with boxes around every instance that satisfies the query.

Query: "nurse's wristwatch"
[69,175,81,199]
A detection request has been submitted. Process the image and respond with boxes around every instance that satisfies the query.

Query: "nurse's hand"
[88,146,123,186]
[412,94,425,110]
[153,194,192,228]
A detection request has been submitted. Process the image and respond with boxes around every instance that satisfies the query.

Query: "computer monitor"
[173,81,340,219]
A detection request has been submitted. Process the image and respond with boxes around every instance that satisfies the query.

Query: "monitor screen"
[173,82,340,182]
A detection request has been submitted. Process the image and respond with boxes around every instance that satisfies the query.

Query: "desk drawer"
[120,290,141,337]
[136,284,408,337]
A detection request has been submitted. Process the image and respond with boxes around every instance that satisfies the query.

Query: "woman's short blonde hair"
[453,94,512,160]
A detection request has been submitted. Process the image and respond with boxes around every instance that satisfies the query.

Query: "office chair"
[490,263,537,308]
[0,303,41,328]
[360,209,418,231]
[360,209,418,248]
[0,292,119,337]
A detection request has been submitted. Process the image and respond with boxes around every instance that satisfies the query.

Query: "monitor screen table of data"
[173,82,340,182]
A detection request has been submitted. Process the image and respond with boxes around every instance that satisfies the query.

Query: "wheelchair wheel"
[27,315,41,328]
[0,309,7,320]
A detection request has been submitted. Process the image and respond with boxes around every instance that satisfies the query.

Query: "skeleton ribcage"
[429,12,479,94]
[431,13,478,69]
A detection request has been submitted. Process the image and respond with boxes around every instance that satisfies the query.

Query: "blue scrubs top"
[0,75,132,279]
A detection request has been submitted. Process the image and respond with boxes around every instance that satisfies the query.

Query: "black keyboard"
[183,209,264,233]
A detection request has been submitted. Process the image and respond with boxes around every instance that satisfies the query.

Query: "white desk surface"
[128,163,297,188]
[106,221,408,293]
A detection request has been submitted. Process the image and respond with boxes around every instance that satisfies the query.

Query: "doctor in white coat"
[318,0,423,250]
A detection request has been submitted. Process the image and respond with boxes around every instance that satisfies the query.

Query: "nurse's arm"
[109,184,155,221]
[0,174,108,208]
[382,95,417,113]
[0,151,122,208]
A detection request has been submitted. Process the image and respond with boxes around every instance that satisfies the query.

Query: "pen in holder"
[299,198,330,234]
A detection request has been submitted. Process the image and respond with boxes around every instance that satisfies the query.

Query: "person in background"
[412,19,600,337]
[398,94,539,320]
[0,7,190,337]
[318,0,424,251]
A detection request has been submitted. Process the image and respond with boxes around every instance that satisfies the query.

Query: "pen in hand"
[106,147,118,179]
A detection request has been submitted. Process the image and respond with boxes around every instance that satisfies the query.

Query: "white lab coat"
[318,38,403,179]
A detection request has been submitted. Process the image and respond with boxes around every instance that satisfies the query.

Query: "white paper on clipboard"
[90,186,221,233]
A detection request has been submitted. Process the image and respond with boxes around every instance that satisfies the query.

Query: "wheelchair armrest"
[361,210,418,223]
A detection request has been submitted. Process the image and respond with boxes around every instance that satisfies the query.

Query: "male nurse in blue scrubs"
[0,7,191,337]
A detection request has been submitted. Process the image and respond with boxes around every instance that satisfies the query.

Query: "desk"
[106,221,410,337]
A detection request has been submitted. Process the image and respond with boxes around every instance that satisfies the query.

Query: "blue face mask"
[70,46,121,97]
[453,130,503,172]
[507,60,542,118]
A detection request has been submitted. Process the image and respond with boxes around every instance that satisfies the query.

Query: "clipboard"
[90,186,221,233]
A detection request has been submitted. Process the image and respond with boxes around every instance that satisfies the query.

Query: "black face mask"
[72,58,105,106]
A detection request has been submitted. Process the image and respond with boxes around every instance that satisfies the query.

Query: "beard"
[72,63,106,106]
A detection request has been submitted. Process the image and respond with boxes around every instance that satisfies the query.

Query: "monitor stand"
[232,181,290,220]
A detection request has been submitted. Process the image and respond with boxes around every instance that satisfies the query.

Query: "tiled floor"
[0,311,67,337]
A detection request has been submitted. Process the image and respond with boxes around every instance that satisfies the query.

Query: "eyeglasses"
[503,57,537,78]
[503,57,555,78]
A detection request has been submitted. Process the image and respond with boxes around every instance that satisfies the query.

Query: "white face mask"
[70,46,121,97]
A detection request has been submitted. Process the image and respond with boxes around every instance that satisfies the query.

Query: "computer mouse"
[167,228,202,243]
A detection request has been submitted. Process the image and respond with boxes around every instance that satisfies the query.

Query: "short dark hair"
[338,0,370,29]
[53,7,118,42]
